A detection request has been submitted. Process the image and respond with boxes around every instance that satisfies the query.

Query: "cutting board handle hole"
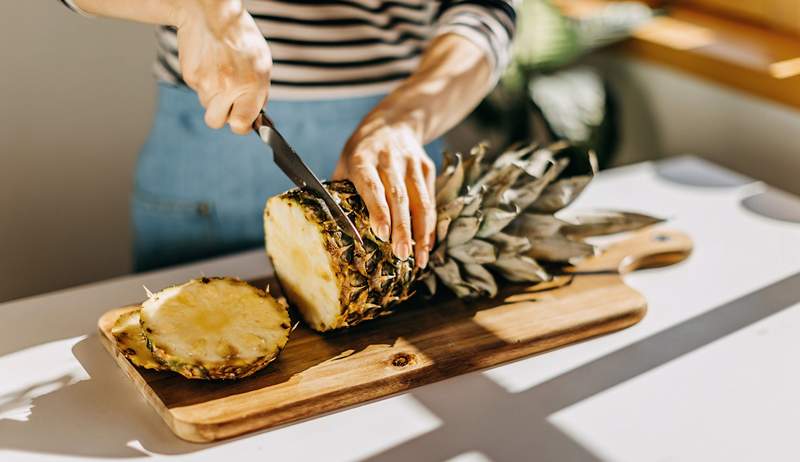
[391,353,415,368]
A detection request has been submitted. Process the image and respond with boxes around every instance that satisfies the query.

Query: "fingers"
[406,156,435,269]
[378,157,413,261]
[350,163,392,243]
[420,155,437,248]
[228,88,267,135]
[204,91,238,130]
[340,131,436,268]
[204,87,267,134]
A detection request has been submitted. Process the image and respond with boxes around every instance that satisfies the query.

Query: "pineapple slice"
[140,277,290,380]
[112,309,167,371]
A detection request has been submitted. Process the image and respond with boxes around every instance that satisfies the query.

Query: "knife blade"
[253,110,364,246]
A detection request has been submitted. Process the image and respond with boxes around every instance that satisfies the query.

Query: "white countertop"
[3,156,800,462]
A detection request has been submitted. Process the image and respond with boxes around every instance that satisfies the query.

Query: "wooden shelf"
[558,1,800,110]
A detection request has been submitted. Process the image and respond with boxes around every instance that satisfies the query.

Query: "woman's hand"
[333,120,436,269]
[70,0,270,134]
[333,34,493,270]
[175,0,271,134]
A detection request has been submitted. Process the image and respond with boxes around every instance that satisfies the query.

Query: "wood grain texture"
[98,228,692,443]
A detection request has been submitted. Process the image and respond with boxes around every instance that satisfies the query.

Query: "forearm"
[70,0,244,33]
[356,34,492,145]
[70,0,182,25]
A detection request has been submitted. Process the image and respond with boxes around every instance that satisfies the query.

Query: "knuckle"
[420,201,435,217]
[413,173,430,194]
[351,151,371,166]
[217,62,235,78]
[370,201,391,221]
[357,175,382,195]
[377,150,394,168]
[254,60,272,80]
[396,221,412,238]
[183,73,198,88]
[388,184,408,204]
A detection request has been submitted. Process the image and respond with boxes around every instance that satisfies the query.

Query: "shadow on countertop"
[3,159,800,459]
[0,335,207,458]
[362,270,800,461]
[2,269,800,460]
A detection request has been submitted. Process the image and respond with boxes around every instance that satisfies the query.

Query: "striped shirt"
[61,0,516,100]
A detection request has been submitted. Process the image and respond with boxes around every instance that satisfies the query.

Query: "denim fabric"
[132,83,443,271]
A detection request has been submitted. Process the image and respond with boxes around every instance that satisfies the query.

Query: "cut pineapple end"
[265,196,342,331]
[111,309,166,371]
[140,278,290,379]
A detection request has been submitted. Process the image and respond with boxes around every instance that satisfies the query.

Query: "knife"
[253,110,364,246]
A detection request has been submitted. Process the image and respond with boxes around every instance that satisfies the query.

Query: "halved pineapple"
[265,183,416,332]
[111,309,167,371]
[140,277,290,380]
[265,142,663,332]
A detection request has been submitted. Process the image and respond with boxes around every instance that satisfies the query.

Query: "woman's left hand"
[333,33,494,271]
[332,120,436,270]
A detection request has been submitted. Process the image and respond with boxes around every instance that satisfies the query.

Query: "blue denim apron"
[132,83,442,271]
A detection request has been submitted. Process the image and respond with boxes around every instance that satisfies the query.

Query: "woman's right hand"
[174,0,271,135]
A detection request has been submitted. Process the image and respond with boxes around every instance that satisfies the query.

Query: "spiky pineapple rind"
[111,309,169,371]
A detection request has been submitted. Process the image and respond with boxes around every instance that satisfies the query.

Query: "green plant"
[473,0,653,167]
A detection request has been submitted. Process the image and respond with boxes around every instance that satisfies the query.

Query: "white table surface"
[3,156,800,462]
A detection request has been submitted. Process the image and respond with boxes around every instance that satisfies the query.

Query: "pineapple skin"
[149,345,283,380]
[141,277,291,380]
[112,309,168,371]
[265,181,418,332]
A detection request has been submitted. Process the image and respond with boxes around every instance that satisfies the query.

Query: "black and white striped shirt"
[62,0,516,100]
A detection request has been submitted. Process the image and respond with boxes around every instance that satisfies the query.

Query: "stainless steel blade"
[255,115,364,246]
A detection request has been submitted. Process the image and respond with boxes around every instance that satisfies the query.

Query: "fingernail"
[395,242,412,261]
[416,250,429,269]
[375,224,391,242]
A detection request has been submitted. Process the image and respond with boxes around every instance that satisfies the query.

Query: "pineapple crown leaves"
[423,141,663,299]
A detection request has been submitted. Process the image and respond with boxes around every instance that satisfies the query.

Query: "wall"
[593,52,800,195]
[0,3,156,301]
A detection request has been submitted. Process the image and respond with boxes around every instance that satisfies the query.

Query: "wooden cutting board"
[98,227,691,443]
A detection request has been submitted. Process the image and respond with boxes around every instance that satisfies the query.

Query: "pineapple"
[111,309,167,371]
[265,182,414,331]
[139,277,291,380]
[264,142,661,332]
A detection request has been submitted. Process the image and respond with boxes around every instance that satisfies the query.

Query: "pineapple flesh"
[111,309,167,371]
[139,277,291,379]
[265,142,662,332]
